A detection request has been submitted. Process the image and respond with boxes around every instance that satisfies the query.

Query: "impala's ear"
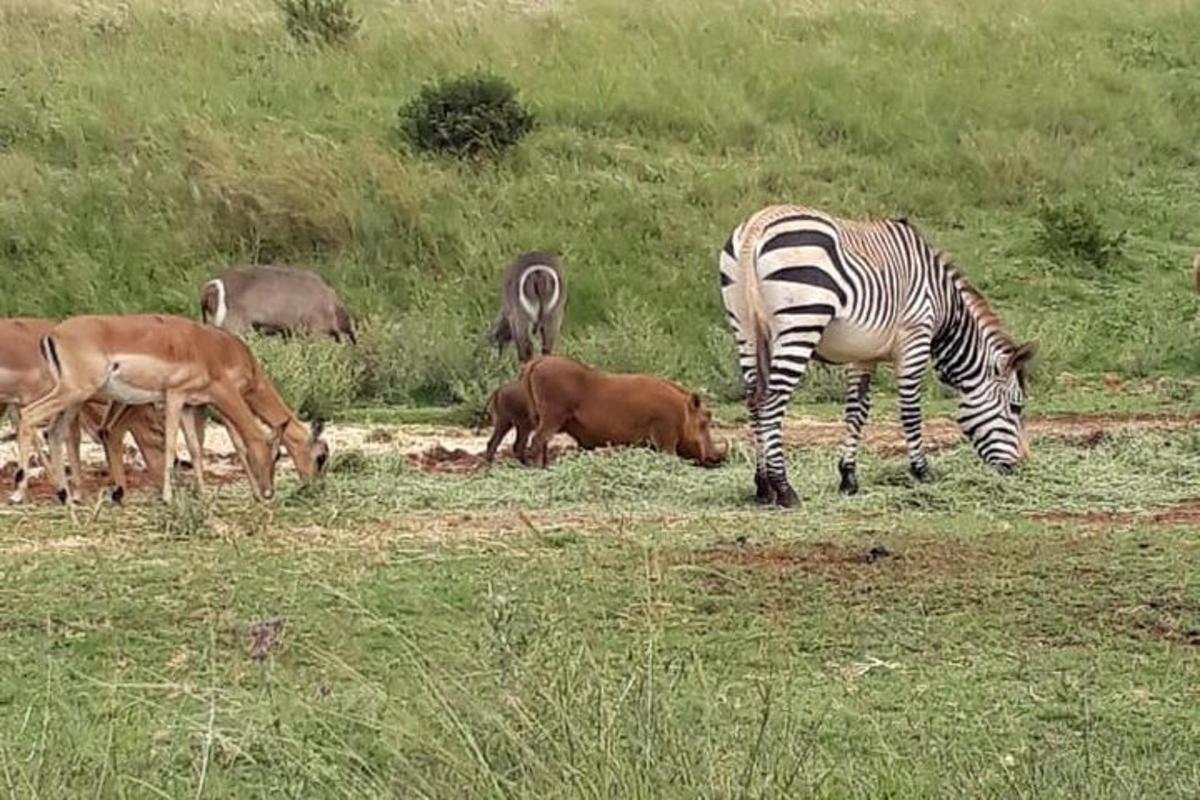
[690,392,702,411]
[310,418,325,440]
[270,424,286,464]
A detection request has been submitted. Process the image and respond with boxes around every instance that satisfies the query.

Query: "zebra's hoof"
[838,464,859,496]
[754,473,775,505]
[910,464,933,483]
[773,485,800,509]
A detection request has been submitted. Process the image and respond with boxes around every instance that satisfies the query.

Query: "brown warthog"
[482,380,535,464]
[522,355,727,468]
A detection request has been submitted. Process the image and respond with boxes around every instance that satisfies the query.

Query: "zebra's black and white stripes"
[720,205,1037,507]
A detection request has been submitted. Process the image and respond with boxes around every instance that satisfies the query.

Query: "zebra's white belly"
[813,320,896,365]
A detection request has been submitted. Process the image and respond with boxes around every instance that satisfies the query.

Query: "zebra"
[719,205,1038,507]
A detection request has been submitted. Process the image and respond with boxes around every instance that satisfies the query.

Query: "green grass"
[2,0,1199,410]
[2,426,1199,797]
[3,0,1200,795]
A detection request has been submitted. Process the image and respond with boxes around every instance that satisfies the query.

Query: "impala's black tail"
[40,335,62,383]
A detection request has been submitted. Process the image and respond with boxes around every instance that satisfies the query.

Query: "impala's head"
[957,340,1038,471]
[273,417,330,480]
[242,429,280,502]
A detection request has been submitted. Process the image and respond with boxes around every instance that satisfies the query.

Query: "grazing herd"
[3,204,1037,509]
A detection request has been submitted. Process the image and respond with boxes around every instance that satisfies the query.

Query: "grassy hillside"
[2,0,1199,410]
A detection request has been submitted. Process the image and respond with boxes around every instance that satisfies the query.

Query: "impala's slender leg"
[181,406,206,493]
[100,403,134,504]
[160,393,184,503]
[65,411,84,503]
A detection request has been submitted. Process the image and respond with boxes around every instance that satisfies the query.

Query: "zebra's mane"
[954,272,1016,352]
[889,214,1017,356]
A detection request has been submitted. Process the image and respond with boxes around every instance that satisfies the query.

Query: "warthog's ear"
[310,418,326,440]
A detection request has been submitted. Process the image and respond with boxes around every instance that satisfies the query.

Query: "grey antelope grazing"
[720,205,1037,507]
[0,318,171,503]
[16,315,329,504]
[489,251,566,363]
[201,264,357,343]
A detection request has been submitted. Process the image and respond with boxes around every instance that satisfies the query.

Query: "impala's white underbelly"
[100,355,175,406]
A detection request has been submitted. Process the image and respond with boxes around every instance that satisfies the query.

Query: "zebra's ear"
[1008,340,1039,374]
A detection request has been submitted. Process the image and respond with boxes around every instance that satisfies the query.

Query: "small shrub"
[276,0,360,47]
[400,72,535,159]
[354,308,511,408]
[249,335,362,421]
[1035,197,1127,269]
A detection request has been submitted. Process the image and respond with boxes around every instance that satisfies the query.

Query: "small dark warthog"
[201,265,357,343]
[482,380,536,464]
[488,251,565,363]
[522,355,728,468]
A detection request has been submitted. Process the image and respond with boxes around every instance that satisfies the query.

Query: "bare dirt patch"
[0,462,239,503]
[1109,598,1200,647]
[710,411,1200,457]
[405,446,487,475]
[1030,499,1200,529]
[681,536,984,590]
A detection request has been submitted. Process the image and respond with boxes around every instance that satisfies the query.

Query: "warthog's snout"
[697,437,730,468]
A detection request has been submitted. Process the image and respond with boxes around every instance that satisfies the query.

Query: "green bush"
[1035,197,1127,270]
[276,0,360,47]
[249,335,362,421]
[399,72,536,159]
[353,308,514,411]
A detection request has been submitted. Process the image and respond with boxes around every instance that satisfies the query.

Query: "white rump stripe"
[517,264,560,322]
[205,278,228,327]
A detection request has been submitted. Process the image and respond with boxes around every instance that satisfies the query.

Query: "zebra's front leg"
[837,365,875,496]
[896,334,934,483]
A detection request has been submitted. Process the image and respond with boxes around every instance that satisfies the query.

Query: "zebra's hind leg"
[896,331,934,483]
[837,366,875,495]
[756,391,798,507]
[747,399,775,505]
[741,358,778,505]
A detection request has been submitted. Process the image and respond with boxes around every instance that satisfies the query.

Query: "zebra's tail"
[738,213,774,409]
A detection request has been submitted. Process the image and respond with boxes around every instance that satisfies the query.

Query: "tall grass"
[1,0,1198,409]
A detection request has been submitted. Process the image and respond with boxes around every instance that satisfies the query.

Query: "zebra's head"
[957,340,1038,471]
